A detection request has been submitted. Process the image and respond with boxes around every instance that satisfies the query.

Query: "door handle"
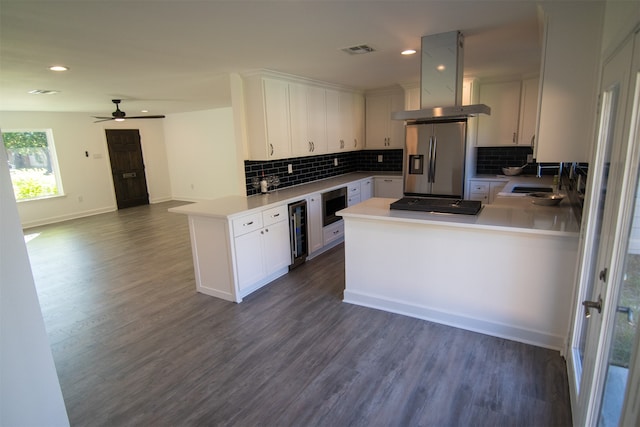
[599,267,608,282]
[617,306,634,324]
[582,295,603,318]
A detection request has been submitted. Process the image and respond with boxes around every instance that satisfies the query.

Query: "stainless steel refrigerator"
[403,119,467,198]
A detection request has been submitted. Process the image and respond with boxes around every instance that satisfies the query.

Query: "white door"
[569,31,640,426]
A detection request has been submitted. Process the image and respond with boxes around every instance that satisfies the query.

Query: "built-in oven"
[322,187,347,226]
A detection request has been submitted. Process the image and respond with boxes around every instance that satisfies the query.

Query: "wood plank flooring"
[25,201,572,426]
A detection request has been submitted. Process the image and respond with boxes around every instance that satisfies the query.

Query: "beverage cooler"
[288,200,308,269]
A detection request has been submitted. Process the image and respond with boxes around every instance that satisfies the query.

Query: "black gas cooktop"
[390,197,483,215]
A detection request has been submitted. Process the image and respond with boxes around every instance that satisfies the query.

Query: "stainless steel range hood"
[392,31,490,122]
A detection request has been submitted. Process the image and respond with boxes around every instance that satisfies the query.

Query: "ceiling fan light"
[115,118,125,122]
[401,49,417,55]
[49,65,69,71]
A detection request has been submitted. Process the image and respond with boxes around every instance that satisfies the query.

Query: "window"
[2,129,64,201]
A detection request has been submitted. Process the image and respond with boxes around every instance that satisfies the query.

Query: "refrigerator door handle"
[430,136,437,183]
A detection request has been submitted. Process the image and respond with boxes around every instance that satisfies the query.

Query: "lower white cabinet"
[360,178,373,202]
[468,180,507,204]
[374,177,403,198]
[347,181,361,206]
[323,221,344,246]
[234,205,290,295]
[307,193,323,255]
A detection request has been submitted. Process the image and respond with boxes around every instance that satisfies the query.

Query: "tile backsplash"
[475,146,536,175]
[244,150,402,195]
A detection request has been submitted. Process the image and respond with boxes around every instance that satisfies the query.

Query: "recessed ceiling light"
[436,64,446,71]
[401,49,417,55]
[49,65,69,71]
[141,109,149,113]
[28,89,60,95]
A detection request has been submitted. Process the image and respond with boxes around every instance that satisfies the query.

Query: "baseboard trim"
[343,289,565,351]
[22,207,116,229]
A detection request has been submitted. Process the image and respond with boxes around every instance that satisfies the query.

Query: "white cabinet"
[234,205,290,294]
[347,181,361,206]
[327,90,363,152]
[323,221,344,246]
[374,177,403,198]
[535,2,602,162]
[476,81,522,146]
[518,77,539,147]
[244,77,292,159]
[307,193,323,255]
[360,178,373,202]
[290,83,327,156]
[467,180,507,204]
[365,90,405,149]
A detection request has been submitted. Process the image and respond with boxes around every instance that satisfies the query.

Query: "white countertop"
[168,172,399,219]
[338,196,580,237]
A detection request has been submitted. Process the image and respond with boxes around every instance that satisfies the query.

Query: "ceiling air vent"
[341,44,376,55]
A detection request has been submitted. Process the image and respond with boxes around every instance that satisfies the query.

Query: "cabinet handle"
[308,141,312,152]
[340,139,344,149]
[265,228,269,233]
[333,230,340,235]
[272,213,280,218]
[243,221,254,226]
[384,179,392,182]
[354,138,357,147]
[512,132,517,144]
[270,144,274,156]
[312,141,315,151]
[530,134,535,148]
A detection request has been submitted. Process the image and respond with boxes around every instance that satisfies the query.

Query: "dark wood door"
[105,129,149,209]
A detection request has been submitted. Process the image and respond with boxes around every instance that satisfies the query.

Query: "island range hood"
[392,31,490,122]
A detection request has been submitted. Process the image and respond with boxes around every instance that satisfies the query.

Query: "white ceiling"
[0,0,545,117]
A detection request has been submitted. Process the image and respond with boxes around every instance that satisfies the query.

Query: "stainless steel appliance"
[288,200,307,269]
[322,187,347,226]
[404,119,467,198]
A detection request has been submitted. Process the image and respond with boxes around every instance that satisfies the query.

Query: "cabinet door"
[360,178,374,201]
[477,81,521,146]
[234,229,265,292]
[352,93,365,150]
[518,77,539,147]
[307,193,323,254]
[365,95,391,149]
[326,89,343,152]
[366,93,404,149]
[262,220,291,275]
[374,177,403,198]
[263,78,292,158]
[290,84,327,157]
[289,83,313,157]
[489,182,507,203]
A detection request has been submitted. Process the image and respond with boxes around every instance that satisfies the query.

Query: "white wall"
[164,107,244,201]
[0,141,69,426]
[0,112,172,227]
[602,0,640,58]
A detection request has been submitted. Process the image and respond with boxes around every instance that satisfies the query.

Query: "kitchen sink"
[511,186,553,194]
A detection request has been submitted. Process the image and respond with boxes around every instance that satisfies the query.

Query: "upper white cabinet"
[290,83,327,156]
[476,78,539,148]
[476,81,522,146]
[244,72,364,160]
[244,76,292,160]
[535,2,603,162]
[327,90,364,152]
[365,88,405,149]
[518,77,539,147]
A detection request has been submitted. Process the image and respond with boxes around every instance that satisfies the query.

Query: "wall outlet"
[288,164,293,174]
[377,155,383,163]
[527,154,533,163]
[334,158,338,166]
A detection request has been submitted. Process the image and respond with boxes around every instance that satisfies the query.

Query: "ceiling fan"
[92,99,165,123]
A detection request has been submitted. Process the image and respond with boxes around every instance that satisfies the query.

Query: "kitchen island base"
[340,200,579,351]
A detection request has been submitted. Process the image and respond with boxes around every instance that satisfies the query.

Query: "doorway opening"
[105,129,149,209]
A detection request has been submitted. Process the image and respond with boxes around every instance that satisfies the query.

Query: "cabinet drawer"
[469,192,489,202]
[347,182,361,196]
[470,182,490,193]
[263,204,287,227]
[232,212,263,237]
[323,221,344,246]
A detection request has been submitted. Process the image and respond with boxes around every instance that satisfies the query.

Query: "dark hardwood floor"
[25,201,572,426]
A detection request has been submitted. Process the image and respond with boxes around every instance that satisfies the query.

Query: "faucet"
[536,162,564,188]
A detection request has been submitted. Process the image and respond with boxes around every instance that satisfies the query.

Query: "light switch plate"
[527,154,533,163]
[377,155,383,162]
[288,164,293,174]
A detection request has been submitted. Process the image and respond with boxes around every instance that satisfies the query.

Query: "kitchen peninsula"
[338,195,581,351]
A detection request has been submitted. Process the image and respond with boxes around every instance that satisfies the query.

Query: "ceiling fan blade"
[93,117,115,123]
[126,115,166,119]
